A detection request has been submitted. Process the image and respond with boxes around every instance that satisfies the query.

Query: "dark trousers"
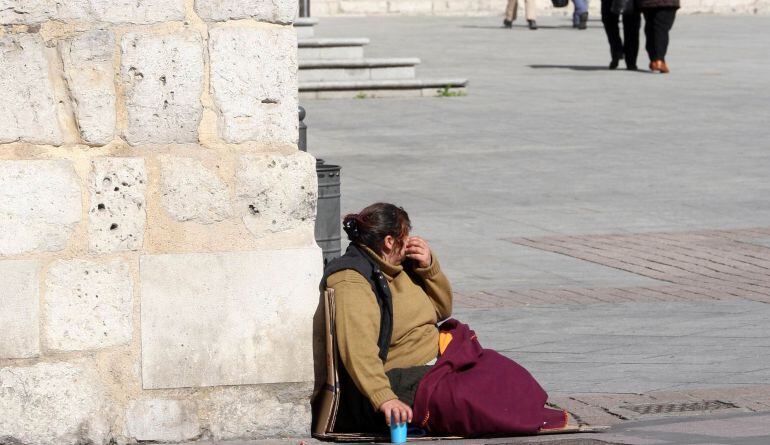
[643,7,677,61]
[601,0,641,67]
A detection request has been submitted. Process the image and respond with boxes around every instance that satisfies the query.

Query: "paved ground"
[298,14,770,444]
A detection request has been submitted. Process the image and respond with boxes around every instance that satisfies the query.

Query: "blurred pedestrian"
[640,0,680,73]
[572,0,589,29]
[504,0,538,30]
[601,0,641,69]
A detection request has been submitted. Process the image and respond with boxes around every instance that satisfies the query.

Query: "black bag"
[611,0,633,14]
[551,0,569,7]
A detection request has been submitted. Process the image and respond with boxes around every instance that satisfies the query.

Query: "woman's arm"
[414,255,453,320]
[329,269,398,410]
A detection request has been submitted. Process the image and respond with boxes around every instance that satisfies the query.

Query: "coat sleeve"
[328,269,398,410]
[414,254,453,321]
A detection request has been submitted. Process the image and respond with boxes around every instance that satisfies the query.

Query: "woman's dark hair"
[343,203,411,254]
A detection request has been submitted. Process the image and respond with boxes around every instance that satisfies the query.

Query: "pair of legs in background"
[601,0,641,69]
[573,0,589,29]
[504,0,538,29]
[643,7,677,72]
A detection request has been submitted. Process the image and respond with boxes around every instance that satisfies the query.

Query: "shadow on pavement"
[529,64,611,71]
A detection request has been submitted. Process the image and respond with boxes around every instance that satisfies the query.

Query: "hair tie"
[343,218,360,239]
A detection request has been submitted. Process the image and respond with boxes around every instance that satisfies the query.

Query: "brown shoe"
[659,61,670,73]
[649,60,662,72]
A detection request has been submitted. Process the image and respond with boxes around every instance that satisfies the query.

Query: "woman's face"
[383,234,408,265]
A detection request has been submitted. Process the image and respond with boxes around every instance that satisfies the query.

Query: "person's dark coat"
[639,0,680,8]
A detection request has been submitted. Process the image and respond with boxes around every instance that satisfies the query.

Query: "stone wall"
[311,0,770,16]
[0,1,322,444]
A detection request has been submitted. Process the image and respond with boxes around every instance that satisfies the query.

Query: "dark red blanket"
[412,319,567,436]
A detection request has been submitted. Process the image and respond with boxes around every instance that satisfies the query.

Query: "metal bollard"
[299,106,342,265]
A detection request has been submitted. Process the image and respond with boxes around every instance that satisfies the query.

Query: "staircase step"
[298,38,370,60]
[299,58,420,82]
[294,17,318,39]
[299,78,468,99]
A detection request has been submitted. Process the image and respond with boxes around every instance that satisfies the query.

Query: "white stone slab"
[0,160,81,255]
[0,260,39,358]
[235,152,317,237]
[60,29,116,145]
[194,0,296,23]
[0,0,185,24]
[0,34,62,145]
[125,399,200,442]
[88,157,147,252]
[209,26,297,145]
[44,259,133,352]
[120,32,204,145]
[0,362,109,445]
[160,156,232,224]
[140,246,322,389]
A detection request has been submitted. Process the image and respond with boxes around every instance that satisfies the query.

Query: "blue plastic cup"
[390,415,407,444]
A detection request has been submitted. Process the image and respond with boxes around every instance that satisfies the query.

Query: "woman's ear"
[383,235,395,253]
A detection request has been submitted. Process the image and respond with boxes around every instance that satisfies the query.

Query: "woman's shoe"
[659,61,670,73]
[503,19,513,28]
[527,19,538,30]
[649,60,662,72]
[609,58,620,70]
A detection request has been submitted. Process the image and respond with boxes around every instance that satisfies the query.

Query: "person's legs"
[524,0,538,27]
[573,0,589,29]
[504,0,518,25]
[601,0,624,64]
[653,7,677,61]
[622,9,642,69]
[643,9,657,63]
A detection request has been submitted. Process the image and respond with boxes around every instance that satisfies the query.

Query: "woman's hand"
[405,236,432,268]
[379,398,413,426]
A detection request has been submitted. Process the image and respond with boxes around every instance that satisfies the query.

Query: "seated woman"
[323,202,567,436]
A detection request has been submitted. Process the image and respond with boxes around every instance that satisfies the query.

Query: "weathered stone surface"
[0,260,39,359]
[120,32,204,145]
[125,399,201,442]
[209,26,298,144]
[60,30,116,145]
[194,0,296,24]
[236,152,317,237]
[44,259,133,351]
[202,383,313,439]
[0,34,62,145]
[88,157,147,252]
[0,160,81,255]
[0,0,185,25]
[0,362,109,445]
[160,157,232,224]
[140,246,322,389]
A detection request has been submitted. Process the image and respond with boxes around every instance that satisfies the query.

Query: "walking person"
[601,0,641,69]
[572,0,589,29]
[640,0,680,73]
[504,0,538,30]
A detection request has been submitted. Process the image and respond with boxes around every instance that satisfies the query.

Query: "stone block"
[160,157,232,224]
[0,362,109,445]
[0,260,39,359]
[0,160,81,255]
[125,399,201,442]
[203,383,313,439]
[44,259,133,351]
[209,26,297,145]
[140,246,322,389]
[0,0,185,25]
[194,0,297,23]
[235,152,317,237]
[88,157,147,252]
[0,34,62,145]
[60,30,116,145]
[120,32,204,145]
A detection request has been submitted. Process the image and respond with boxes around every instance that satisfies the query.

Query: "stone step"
[294,17,318,39]
[298,38,369,60]
[299,58,420,82]
[299,78,468,99]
